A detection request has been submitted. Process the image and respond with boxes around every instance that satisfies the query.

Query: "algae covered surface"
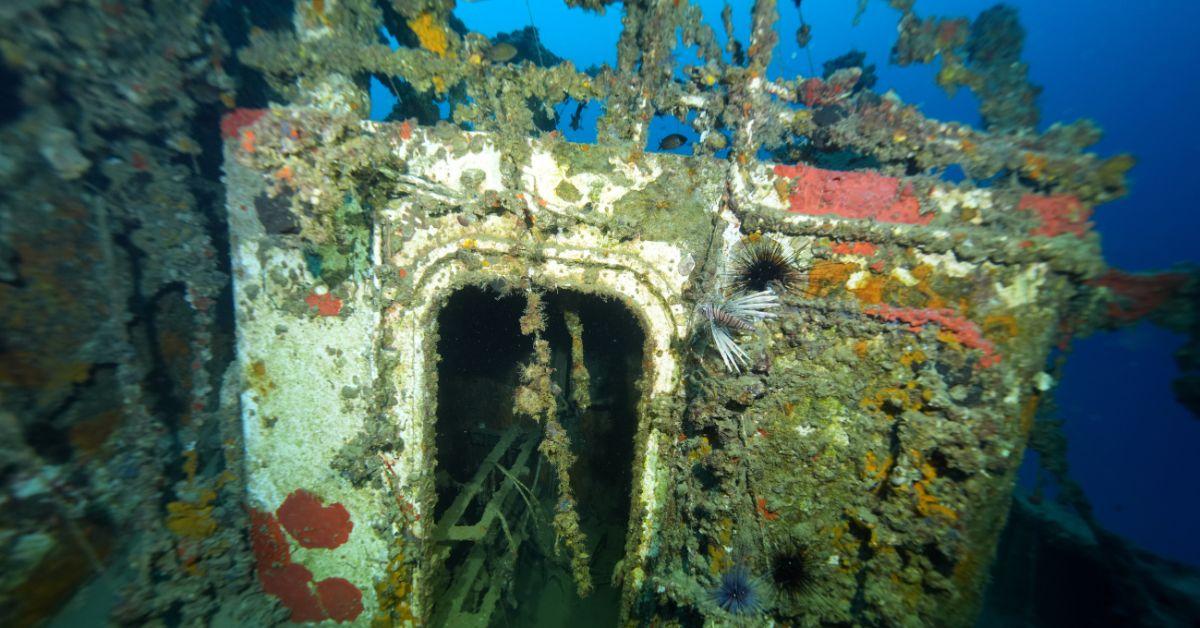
[1,1,1198,627]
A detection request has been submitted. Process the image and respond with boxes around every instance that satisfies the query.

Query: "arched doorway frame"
[381,234,690,622]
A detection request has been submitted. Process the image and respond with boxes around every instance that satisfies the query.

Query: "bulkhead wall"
[226,109,704,624]
[226,109,1093,626]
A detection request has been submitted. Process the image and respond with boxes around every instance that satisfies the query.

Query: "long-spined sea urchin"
[770,543,817,602]
[729,237,806,295]
[711,563,763,615]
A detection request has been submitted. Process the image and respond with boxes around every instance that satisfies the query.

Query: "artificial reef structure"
[222,1,1192,625]
[1,1,1198,627]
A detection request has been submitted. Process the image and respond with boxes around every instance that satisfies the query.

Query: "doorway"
[430,286,646,627]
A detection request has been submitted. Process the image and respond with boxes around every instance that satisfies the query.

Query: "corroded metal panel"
[226,106,1098,625]
[226,108,702,623]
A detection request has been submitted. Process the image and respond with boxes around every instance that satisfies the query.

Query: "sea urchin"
[729,237,805,294]
[711,564,762,615]
[770,544,817,601]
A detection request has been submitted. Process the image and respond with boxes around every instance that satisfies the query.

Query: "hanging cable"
[524,0,546,66]
[795,2,817,77]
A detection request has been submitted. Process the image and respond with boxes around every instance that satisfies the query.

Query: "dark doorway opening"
[430,286,645,627]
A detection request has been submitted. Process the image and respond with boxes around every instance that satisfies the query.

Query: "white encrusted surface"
[233,126,705,622]
[227,153,388,620]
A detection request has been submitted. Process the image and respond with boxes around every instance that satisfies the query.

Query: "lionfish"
[697,290,780,373]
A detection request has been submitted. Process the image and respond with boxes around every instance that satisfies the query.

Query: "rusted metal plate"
[226,108,1092,625]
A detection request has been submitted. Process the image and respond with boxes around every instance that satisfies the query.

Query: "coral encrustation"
[865,305,1000,367]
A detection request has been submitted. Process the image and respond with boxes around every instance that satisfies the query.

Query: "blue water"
[379,0,1200,569]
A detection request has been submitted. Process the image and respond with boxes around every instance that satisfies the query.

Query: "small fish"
[812,105,846,127]
[485,42,518,63]
[796,24,812,48]
[569,101,586,131]
[658,133,688,150]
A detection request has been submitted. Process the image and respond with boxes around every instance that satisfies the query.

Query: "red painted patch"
[221,108,266,139]
[756,497,780,521]
[1092,269,1187,322]
[798,75,853,107]
[277,489,354,549]
[260,562,325,623]
[240,130,257,154]
[316,577,365,622]
[305,292,343,317]
[249,509,291,568]
[774,164,932,225]
[830,241,878,256]
[865,305,1000,368]
[250,506,364,623]
[1018,194,1092,238]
